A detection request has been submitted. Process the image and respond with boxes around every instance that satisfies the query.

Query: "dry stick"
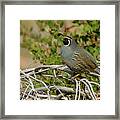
[57,75,74,83]
[84,79,96,99]
[43,74,72,83]
[21,77,34,100]
[35,91,40,100]
[22,84,30,100]
[53,85,65,99]
[21,65,68,78]
[24,65,67,75]
[35,94,63,100]
[24,86,75,95]
[22,65,64,73]
[20,65,100,100]
[21,70,48,90]
[52,69,65,98]
[49,86,75,94]
[42,74,55,78]
[37,65,64,68]
[20,80,30,89]
[21,76,30,83]
[75,79,79,100]
[53,69,65,85]
[53,69,57,78]
[20,70,50,100]
[89,72,100,77]
[20,70,35,90]
[28,77,35,91]
[84,86,91,99]
[38,68,50,73]
[90,81,100,87]
[32,70,37,79]
[29,75,51,100]
[82,89,86,100]
[26,89,33,99]
[22,65,100,77]
[81,80,94,100]
[80,79,96,100]
[78,81,81,100]
[83,79,97,99]
[75,80,81,100]
[53,69,56,84]
[21,78,32,95]
[21,77,36,99]
[28,94,39,100]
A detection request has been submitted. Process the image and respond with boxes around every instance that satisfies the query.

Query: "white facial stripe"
[64,39,71,47]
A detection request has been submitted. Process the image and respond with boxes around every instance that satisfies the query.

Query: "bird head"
[63,36,72,46]
[63,36,78,50]
[59,34,79,60]
[58,33,78,48]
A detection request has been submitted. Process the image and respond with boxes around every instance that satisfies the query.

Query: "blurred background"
[20,20,100,69]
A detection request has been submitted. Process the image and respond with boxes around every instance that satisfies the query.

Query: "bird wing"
[72,48,97,72]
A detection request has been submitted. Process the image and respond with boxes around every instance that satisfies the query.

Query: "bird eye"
[63,38,71,46]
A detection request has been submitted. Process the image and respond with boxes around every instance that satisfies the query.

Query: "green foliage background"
[20,20,100,65]
[20,20,100,99]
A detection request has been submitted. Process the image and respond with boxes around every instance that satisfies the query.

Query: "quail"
[61,36,100,75]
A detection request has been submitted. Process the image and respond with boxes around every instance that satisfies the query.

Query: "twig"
[90,81,100,87]
[21,65,64,73]
[20,64,100,100]
[20,69,51,100]
[22,84,30,100]
[78,81,81,100]
[53,85,65,99]
[75,79,79,100]
[80,78,96,100]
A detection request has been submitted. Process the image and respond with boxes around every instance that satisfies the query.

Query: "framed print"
[0,0,119,119]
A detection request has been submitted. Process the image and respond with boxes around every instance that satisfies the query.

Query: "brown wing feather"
[72,49,97,72]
